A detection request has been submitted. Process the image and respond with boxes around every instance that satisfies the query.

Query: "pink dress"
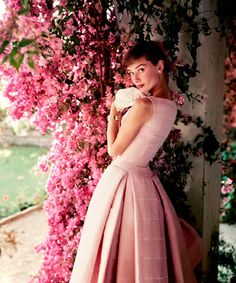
[70,96,203,283]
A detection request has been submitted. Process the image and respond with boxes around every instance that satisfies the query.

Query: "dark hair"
[122,41,171,74]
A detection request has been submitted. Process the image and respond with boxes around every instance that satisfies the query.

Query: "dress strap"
[143,96,156,123]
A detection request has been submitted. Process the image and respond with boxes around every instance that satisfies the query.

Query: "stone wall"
[0,134,52,148]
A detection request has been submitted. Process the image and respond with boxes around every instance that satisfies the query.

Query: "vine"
[209,0,236,226]
[116,0,212,101]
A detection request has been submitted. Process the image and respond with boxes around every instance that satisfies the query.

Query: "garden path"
[0,206,47,283]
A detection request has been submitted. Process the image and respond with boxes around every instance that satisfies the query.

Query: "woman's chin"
[135,86,151,95]
[138,88,147,93]
[141,89,151,95]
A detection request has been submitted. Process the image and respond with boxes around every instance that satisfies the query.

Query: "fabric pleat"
[70,161,203,283]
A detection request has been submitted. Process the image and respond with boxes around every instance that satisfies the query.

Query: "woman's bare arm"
[107,98,153,157]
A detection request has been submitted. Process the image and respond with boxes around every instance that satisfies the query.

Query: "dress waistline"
[110,159,154,177]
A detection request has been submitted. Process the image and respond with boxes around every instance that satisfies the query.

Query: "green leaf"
[27,56,35,69]
[12,41,18,47]
[2,55,9,64]
[0,40,10,54]
[67,4,75,12]
[41,32,48,38]
[18,38,34,48]
[17,7,30,15]
[10,47,19,57]
[10,53,24,70]
[21,0,30,9]
[26,50,39,55]
[21,0,28,5]
[17,0,30,15]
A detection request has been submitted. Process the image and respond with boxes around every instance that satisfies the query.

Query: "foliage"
[220,14,236,225]
[220,140,236,224]
[1,1,121,281]
[116,0,212,101]
[217,239,236,283]
[0,0,223,282]
[150,111,220,224]
[0,187,47,220]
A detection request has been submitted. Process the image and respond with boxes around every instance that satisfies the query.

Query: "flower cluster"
[220,176,236,224]
[0,1,124,282]
[220,135,236,224]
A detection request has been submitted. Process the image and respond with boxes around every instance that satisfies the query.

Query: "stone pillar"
[179,1,226,281]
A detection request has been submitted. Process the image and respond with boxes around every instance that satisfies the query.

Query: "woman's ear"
[156,60,164,73]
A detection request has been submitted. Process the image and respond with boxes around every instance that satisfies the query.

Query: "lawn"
[0,145,49,217]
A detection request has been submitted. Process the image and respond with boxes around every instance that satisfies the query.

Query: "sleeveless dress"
[70,96,203,283]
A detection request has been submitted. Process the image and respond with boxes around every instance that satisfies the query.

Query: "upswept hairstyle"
[122,41,172,74]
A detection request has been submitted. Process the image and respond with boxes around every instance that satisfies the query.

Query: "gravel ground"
[0,206,47,283]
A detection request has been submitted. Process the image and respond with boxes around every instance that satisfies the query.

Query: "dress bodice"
[114,96,177,167]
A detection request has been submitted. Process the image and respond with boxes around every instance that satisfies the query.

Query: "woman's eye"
[138,68,145,73]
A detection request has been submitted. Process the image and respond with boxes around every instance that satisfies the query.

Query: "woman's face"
[126,57,163,94]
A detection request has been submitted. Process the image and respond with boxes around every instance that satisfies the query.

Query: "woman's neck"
[151,81,171,99]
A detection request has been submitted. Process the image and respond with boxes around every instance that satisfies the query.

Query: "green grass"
[0,145,49,215]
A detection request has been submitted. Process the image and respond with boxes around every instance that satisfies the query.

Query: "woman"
[70,41,203,283]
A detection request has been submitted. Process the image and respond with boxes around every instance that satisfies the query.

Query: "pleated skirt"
[70,159,203,283]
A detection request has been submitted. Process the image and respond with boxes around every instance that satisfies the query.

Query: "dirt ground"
[0,206,48,283]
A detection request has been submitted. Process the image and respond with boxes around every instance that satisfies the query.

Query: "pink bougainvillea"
[0,1,125,281]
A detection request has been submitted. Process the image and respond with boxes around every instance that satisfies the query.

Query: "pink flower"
[169,129,182,144]
[171,91,185,105]
[221,185,234,195]
[225,177,233,185]
[223,196,230,204]
[2,194,9,201]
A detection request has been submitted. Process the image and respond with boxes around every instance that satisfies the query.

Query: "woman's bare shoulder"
[135,97,152,107]
[129,97,153,122]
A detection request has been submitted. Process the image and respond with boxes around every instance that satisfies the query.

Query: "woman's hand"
[114,87,143,112]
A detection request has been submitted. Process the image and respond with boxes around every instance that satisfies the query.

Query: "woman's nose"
[132,73,140,83]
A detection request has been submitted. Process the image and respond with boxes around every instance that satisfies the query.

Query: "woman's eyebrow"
[135,64,146,69]
[127,63,146,72]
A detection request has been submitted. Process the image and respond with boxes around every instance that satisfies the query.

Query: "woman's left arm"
[107,98,153,157]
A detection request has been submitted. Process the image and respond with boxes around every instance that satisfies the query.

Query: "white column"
[180,0,225,280]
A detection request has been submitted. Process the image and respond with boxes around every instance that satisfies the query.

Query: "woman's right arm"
[107,98,153,158]
[107,102,121,157]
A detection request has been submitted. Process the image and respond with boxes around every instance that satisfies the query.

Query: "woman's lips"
[137,84,144,89]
